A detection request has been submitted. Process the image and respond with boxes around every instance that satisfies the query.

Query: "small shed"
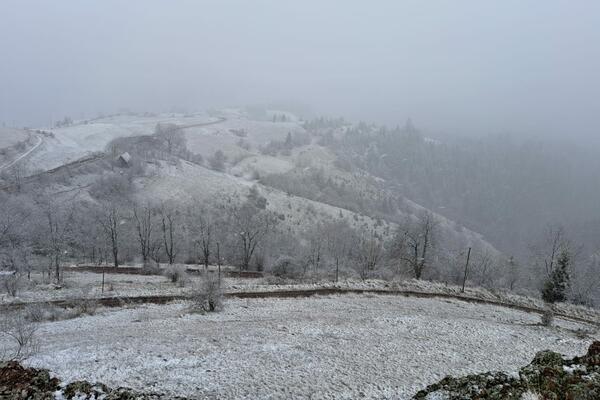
[117,152,132,167]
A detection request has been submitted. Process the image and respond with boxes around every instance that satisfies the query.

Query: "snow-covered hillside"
[137,160,392,237]
[183,113,305,160]
[22,113,216,172]
[9,109,501,260]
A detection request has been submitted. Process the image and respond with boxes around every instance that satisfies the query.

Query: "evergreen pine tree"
[541,248,570,303]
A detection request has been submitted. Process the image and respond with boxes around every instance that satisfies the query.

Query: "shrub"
[1,272,21,297]
[270,256,303,279]
[24,303,64,323]
[208,150,226,172]
[163,265,188,287]
[0,311,39,361]
[541,308,554,327]
[192,153,204,165]
[190,274,223,313]
[141,259,161,275]
[76,297,99,316]
[63,289,99,317]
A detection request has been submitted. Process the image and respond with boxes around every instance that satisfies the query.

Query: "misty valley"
[2,2,600,399]
[1,110,598,399]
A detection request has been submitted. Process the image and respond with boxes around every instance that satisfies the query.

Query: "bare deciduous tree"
[197,212,213,270]
[399,211,438,280]
[1,272,21,297]
[229,203,276,272]
[570,251,600,305]
[155,123,186,155]
[530,225,570,277]
[36,198,74,282]
[160,204,178,265]
[97,203,122,268]
[305,223,325,273]
[354,231,383,280]
[133,202,155,263]
[506,256,520,291]
[0,311,38,362]
[324,220,354,282]
[474,250,494,288]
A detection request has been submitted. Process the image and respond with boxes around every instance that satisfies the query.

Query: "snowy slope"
[23,113,215,171]
[183,113,305,159]
[137,160,392,237]
[18,108,501,257]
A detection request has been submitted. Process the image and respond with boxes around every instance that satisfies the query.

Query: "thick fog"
[1,0,599,141]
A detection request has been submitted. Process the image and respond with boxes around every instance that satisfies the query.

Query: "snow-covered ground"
[183,114,305,159]
[138,160,393,237]
[10,109,501,263]
[19,295,598,399]
[23,113,215,172]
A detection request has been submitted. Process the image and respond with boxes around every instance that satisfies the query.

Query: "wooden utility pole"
[461,247,472,293]
[102,263,106,293]
[216,241,221,287]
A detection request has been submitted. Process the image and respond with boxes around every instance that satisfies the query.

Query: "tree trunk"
[113,243,118,267]
[54,254,60,283]
[217,242,221,287]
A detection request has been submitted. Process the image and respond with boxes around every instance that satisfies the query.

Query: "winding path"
[3,286,599,328]
[0,133,43,172]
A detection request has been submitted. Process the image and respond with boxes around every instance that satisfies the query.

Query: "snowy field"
[183,115,305,159]
[20,294,598,399]
[23,113,215,171]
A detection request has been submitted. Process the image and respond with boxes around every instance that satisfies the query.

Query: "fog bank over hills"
[1,0,599,145]
[2,3,600,396]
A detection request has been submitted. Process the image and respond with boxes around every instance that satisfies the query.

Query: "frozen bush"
[0,311,39,361]
[541,308,554,327]
[208,150,226,171]
[1,272,22,297]
[76,297,99,316]
[141,259,161,275]
[64,289,99,317]
[270,256,303,279]
[190,274,223,313]
[163,265,188,286]
[24,303,49,323]
[24,303,64,323]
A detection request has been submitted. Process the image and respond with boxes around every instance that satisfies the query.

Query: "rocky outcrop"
[413,341,600,399]
[0,361,59,399]
[0,362,188,399]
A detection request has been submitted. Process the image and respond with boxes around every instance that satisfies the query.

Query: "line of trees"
[1,184,598,306]
[0,185,279,285]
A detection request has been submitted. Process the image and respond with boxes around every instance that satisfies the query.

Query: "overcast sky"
[1,0,599,141]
